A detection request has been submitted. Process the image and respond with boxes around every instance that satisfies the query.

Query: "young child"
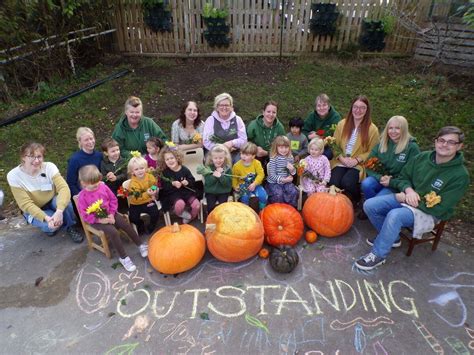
[77,165,147,272]
[302,137,331,195]
[144,137,163,170]
[127,156,159,234]
[158,145,200,223]
[266,136,299,207]
[203,144,233,214]
[232,142,267,210]
[287,117,308,162]
[100,138,127,196]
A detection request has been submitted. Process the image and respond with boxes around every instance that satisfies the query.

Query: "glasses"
[218,104,231,108]
[27,155,43,161]
[436,138,460,146]
[353,105,367,111]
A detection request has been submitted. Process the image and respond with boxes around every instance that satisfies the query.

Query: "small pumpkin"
[259,247,270,259]
[148,223,206,274]
[302,185,354,237]
[205,202,264,262]
[260,203,304,247]
[269,245,299,273]
[305,230,318,243]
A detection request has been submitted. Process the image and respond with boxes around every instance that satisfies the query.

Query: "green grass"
[0,56,472,219]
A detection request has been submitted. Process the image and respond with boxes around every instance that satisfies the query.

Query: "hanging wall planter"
[359,19,386,52]
[310,3,339,36]
[202,3,230,47]
[143,0,172,33]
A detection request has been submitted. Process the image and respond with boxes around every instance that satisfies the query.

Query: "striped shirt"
[345,128,359,156]
[267,155,295,184]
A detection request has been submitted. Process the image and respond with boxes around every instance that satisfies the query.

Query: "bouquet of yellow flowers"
[86,199,108,218]
[424,191,442,208]
[324,136,343,158]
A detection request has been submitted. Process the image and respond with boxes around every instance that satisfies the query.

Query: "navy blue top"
[66,149,102,196]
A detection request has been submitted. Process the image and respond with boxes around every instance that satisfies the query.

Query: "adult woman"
[171,101,204,151]
[203,93,247,163]
[362,116,420,200]
[329,95,380,205]
[7,142,83,242]
[112,96,167,158]
[66,127,103,196]
[302,93,341,160]
[247,100,286,168]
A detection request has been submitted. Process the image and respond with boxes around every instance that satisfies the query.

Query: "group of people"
[6,92,469,272]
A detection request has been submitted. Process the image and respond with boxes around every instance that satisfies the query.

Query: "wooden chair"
[266,162,304,210]
[73,195,112,258]
[399,220,447,256]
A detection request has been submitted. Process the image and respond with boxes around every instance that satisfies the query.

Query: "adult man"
[355,126,469,270]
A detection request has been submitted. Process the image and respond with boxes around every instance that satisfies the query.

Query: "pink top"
[145,154,157,169]
[77,182,118,224]
[202,111,247,150]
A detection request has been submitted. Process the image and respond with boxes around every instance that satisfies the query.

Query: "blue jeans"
[24,196,76,235]
[240,185,268,206]
[361,176,395,199]
[363,194,414,259]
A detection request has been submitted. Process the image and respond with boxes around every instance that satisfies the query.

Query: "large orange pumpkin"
[205,202,264,262]
[302,185,354,237]
[148,223,206,274]
[260,203,304,247]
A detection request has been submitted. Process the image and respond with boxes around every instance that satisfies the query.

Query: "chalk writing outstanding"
[116,279,419,319]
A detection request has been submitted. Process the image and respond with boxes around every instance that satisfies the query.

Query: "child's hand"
[107,214,115,224]
[181,179,189,186]
[98,217,110,224]
[172,181,182,188]
[248,183,256,192]
[322,180,328,186]
[286,162,295,172]
[106,172,117,182]
[213,170,222,178]
[283,175,293,183]
[294,155,300,163]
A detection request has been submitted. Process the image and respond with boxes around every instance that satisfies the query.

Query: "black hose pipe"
[0,69,130,128]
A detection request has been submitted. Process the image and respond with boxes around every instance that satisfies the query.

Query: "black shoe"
[366,236,401,248]
[357,210,368,220]
[355,252,386,271]
[67,227,84,243]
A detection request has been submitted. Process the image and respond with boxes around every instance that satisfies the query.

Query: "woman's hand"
[256,147,268,157]
[405,188,420,207]
[380,175,391,187]
[224,141,233,151]
[51,209,63,227]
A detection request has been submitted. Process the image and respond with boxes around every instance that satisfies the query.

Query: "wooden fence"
[113,0,432,57]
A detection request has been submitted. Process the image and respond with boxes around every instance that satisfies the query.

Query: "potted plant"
[143,0,172,33]
[310,3,339,36]
[202,2,230,47]
[359,19,386,52]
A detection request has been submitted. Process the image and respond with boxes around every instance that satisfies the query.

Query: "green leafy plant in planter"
[202,2,230,47]
[309,3,339,36]
[359,19,386,52]
[143,0,172,33]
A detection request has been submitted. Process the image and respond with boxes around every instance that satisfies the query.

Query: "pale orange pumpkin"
[148,223,206,274]
[302,185,354,237]
[260,203,304,247]
[259,247,270,259]
[305,230,318,243]
[205,202,264,262]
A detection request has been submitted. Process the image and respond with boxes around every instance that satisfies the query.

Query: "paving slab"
[1,214,473,354]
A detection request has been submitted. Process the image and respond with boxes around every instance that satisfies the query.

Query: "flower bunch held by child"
[86,199,108,218]
[301,137,331,194]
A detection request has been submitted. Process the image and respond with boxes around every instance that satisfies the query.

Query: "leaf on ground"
[120,299,127,306]
[200,312,209,320]
[234,284,244,288]
[315,244,325,250]
[107,312,116,317]
[35,277,44,287]
[111,262,121,270]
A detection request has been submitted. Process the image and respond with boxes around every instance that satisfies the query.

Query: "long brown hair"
[178,101,202,128]
[342,95,372,150]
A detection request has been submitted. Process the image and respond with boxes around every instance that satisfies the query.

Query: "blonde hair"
[127,156,148,176]
[213,92,233,109]
[308,137,325,151]
[379,115,412,154]
[124,96,142,111]
[315,93,330,105]
[78,165,102,185]
[270,136,292,158]
[240,142,258,156]
[157,146,184,171]
[206,144,232,169]
[76,127,94,149]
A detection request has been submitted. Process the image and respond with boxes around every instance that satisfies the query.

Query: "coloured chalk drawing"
[122,315,150,340]
[196,320,233,346]
[245,313,269,333]
[330,317,394,331]
[372,340,389,355]
[353,323,367,353]
[429,271,474,328]
[239,328,271,351]
[112,270,144,301]
[444,336,470,355]
[323,244,351,263]
[277,318,325,353]
[412,319,444,354]
[368,327,393,341]
[157,320,216,354]
[75,265,111,314]
[466,326,474,349]
[104,342,139,355]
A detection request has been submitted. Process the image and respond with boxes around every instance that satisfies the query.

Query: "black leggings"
[91,213,141,258]
[329,166,360,202]
[129,202,160,233]
[206,193,230,214]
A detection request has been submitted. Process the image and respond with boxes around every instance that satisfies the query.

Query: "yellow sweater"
[129,173,156,205]
[330,119,380,181]
[231,159,265,190]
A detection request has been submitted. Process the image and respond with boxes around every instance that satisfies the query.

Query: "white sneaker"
[181,211,192,224]
[119,256,137,272]
[139,243,148,258]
